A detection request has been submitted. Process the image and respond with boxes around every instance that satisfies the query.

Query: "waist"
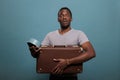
[50,73,77,77]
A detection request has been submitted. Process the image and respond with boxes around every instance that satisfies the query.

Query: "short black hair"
[58,7,72,18]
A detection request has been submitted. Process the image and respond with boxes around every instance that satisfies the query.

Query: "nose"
[63,15,67,19]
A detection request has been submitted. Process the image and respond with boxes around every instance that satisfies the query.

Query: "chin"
[61,26,69,29]
[61,24,70,29]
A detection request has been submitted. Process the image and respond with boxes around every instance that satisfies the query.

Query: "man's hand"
[29,46,41,58]
[52,58,68,74]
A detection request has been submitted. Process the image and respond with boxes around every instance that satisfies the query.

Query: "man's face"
[58,9,72,29]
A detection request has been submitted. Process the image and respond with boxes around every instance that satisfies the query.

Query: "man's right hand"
[29,46,40,58]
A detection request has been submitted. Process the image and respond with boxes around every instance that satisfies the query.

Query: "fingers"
[52,58,62,74]
[52,64,64,74]
[29,46,38,50]
[36,47,41,53]
[29,46,40,53]
[52,59,67,74]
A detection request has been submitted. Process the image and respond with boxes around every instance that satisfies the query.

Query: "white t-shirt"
[41,29,89,46]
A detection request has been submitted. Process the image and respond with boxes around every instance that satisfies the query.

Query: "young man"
[29,7,96,80]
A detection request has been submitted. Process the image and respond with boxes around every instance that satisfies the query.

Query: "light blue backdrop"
[0,0,120,80]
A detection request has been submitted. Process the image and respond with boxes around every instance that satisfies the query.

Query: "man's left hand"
[52,58,68,74]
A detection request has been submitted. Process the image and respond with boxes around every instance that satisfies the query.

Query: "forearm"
[67,42,96,65]
[68,52,95,65]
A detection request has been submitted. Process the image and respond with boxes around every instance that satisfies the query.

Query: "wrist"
[66,59,70,66]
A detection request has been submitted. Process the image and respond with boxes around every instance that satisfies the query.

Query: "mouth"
[62,20,68,24]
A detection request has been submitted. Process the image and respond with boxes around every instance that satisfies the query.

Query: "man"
[29,7,96,80]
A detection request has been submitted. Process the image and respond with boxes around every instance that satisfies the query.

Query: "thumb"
[36,47,41,53]
[53,58,60,62]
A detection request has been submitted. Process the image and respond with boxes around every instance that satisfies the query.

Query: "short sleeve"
[78,31,89,45]
[41,34,50,46]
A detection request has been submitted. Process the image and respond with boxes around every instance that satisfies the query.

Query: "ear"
[58,17,60,22]
[70,18,72,22]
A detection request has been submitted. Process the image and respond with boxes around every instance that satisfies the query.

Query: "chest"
[49,34,79,45]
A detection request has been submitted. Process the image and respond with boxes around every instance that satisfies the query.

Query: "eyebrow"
[58,10,71,16]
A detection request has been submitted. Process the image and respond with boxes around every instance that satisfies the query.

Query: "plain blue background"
[0,0,120,80]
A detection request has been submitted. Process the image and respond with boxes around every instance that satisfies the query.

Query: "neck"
[59,27,71,35]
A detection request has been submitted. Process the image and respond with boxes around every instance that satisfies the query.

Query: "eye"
[65,14,70,17]
[59,15,63,17]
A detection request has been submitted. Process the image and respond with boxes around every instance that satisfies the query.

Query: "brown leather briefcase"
[36,46,83,74]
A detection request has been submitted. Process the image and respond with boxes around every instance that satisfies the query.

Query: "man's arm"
[68,41,96,65]
[52,41,96,74]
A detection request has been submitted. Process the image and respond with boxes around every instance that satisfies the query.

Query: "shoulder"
[46,30,58,36]
[71,29,85,34]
